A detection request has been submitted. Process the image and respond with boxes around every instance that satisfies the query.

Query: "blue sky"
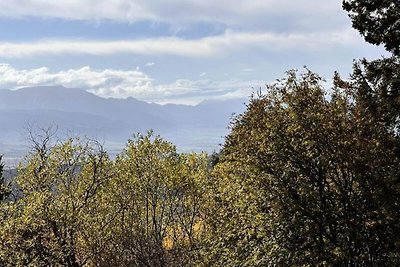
[0,0,388,104]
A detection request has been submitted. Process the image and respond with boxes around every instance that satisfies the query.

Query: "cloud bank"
[0,29,361,58]
[0,64,259,104]
[0,0,344,30]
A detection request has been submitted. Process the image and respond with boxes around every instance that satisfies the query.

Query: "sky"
[0,0,388,105]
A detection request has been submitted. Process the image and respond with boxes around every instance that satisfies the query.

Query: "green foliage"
[0,156,10,266]
[0,132,208,267]
[205,69,400,266]
[342,0,400,137]
[338,57,400,160]
[343,0,400,56]
[0,137,111,266]
[92,132,208,266]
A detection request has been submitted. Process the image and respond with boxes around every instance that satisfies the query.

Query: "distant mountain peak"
[0,85,247,152]
[16,85,89,95]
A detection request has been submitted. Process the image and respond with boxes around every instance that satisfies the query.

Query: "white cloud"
[0,38,214,58]
[0,64,261,104]
[0,29,362,58]
[0,0,153,22]
[0,64,152,98]
[150,78,260,105]
[145,62,155,67]
[0,0,344,30]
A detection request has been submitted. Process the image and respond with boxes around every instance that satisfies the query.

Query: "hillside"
[0,86,246,158]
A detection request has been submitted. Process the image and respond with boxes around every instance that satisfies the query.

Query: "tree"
[205,69,400,266]
[0,129,209,266]
[342,0,399,159]
[0,155,11,267]
[0,134,112,266]
[95,132,208,267]
[342,0,399,122]
[343,0,400,56]
[341,58,400,156]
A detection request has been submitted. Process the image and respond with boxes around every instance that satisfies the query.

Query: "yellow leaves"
[0,137,115,265]
[0,131,209,265]
[163,236,174,250]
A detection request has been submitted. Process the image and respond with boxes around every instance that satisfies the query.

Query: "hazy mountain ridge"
[0,86,247,155]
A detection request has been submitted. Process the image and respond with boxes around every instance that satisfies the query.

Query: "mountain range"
[0,86,247,162]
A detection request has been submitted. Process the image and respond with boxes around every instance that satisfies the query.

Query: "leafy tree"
[342,0,399,134]
[205,69,400,266]
[95,132,208,267]
[343,0,400,56]
[0,155,10,267]
[340,57,400,157]
[0,130,209,266]
[0,135,111,266]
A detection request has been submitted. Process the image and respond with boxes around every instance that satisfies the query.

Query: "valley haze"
[0,85,246,166]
